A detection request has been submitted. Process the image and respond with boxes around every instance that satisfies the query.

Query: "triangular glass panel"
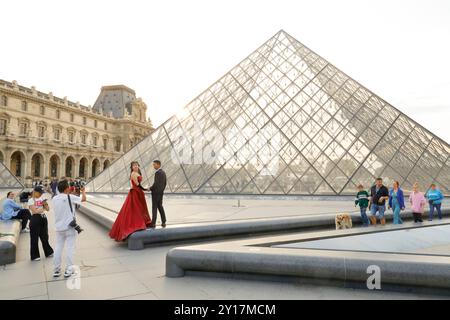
[0,161,24,190]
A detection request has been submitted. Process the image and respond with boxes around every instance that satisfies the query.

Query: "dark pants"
[11,209,32,230]
[29,214,54,260]
[151,193,166,226]
[413,212,423,223]
[429,203,442,220]
[359,207,369,226]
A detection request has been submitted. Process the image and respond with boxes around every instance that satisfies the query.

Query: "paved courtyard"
[87,194,369,224]
[1,194,449,299]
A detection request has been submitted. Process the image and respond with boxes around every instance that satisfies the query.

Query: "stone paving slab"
[1,193,448,299]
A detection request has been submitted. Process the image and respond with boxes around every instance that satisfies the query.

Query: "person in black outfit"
[369,177,390,225]
[28,186,54,261]
[149,160,167,228]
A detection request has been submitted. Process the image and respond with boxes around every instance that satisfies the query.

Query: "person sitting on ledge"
[0,191,32,232]
[369,178,389,226]
[425,183,444,221]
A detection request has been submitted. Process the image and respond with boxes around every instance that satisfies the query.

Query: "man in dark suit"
[149,160,167,228]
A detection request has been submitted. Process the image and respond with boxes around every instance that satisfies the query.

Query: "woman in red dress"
[109,161,152,241]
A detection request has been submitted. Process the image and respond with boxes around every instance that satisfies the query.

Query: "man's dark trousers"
[151,192,166,226]
[11,209,32,230]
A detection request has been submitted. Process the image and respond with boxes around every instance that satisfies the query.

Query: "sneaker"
[64,269,73,278]
[46,253,54,258]
[32,257,41,261]
[53,270,61,278]
[21,227,30,233]
[162,223,167,228]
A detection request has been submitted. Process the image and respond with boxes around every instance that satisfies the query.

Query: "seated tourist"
[0,191,32,232]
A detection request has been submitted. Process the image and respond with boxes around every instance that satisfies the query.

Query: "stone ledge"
[77,203,115,229]
[0,220,21,265]
[165,222,450,291]
[166,246,450,290]
[79,200,449,250]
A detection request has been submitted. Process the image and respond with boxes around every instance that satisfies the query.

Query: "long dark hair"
[130,161,142,176]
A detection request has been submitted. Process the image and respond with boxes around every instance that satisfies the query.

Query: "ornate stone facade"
[0,80,153,185]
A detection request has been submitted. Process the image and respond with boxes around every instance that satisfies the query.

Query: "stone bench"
[0,219,22,265]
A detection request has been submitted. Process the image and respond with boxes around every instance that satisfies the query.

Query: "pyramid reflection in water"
[87,30,450,195]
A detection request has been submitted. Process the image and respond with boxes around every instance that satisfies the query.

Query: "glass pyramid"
[0,161,23,190]
[87,30,450,196]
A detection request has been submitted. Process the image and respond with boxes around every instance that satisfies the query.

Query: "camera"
[75,180,86,189]
[69,218,84,234]
[70,180,85,189]
[70,179,86,196]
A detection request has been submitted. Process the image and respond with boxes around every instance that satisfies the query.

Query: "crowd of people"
[354,178,445,226]
[0,160,166,277]
[31,177,86,198]
[0,165,446,277]
[0,180,87,278]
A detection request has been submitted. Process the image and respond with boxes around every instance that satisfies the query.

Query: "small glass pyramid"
[0,161,24,190]
[87,30,450,195]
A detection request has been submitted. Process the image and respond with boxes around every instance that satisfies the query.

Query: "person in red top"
[109,161,152,241]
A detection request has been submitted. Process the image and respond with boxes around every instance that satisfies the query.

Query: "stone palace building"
[0,79,153,185]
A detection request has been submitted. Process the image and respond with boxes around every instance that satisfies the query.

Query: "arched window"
[1,95,7,107]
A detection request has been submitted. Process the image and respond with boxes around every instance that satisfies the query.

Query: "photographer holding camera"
[52,179,86,278]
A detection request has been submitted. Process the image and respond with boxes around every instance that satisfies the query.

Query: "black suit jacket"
[150,169,167,194]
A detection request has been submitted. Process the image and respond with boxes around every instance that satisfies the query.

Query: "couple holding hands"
[109,160,167,241]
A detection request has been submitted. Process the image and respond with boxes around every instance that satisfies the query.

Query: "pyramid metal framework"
[0,161,23,190]
[87,30,450,196]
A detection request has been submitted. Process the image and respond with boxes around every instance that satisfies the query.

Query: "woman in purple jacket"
[388,181,405,224]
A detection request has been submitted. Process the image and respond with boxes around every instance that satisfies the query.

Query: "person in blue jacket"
[0,191,32,231]
[388,181,405,224]
[426,183,444,221]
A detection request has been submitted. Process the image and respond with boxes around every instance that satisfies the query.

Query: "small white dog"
[335,213,353,230]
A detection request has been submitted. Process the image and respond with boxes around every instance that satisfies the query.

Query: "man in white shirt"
[52,179,86,278]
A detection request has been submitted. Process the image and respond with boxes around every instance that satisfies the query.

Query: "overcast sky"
[2,0,450,142]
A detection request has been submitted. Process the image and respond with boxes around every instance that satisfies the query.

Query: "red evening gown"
[109,176,152,241]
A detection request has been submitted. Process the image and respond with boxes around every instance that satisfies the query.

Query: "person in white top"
[52,179,86,278]
[28,186,53,261]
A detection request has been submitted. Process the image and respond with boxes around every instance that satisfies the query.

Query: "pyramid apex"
[86,31,450,196]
